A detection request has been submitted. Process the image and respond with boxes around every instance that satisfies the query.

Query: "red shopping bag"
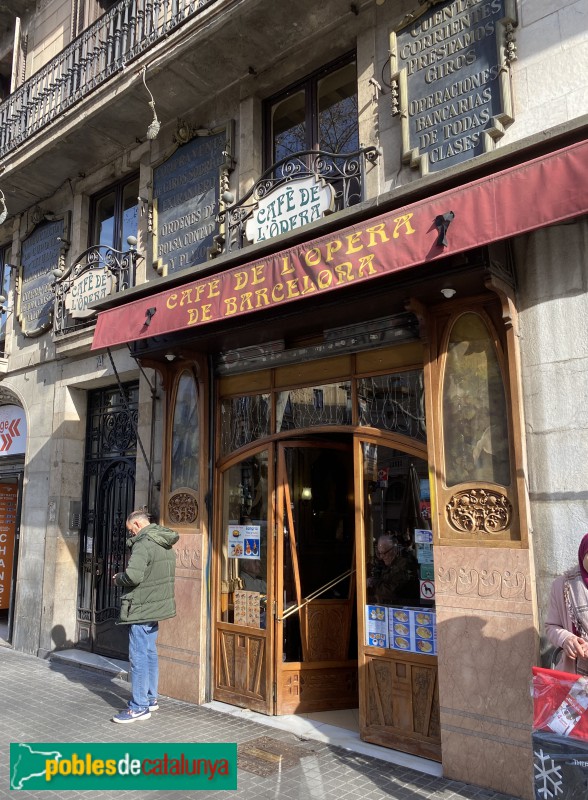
[532,666,588,741]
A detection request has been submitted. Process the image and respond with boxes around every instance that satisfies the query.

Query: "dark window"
[89,175,139,250]
[265,55,359,167]
[0,246,12,355]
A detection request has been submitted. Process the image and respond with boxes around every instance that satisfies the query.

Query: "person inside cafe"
[368,533,419,606]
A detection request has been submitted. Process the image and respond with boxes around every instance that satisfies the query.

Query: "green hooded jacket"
[114,523,179,624]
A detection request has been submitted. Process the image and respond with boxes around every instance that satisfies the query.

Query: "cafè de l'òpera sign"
[245,176,335,244]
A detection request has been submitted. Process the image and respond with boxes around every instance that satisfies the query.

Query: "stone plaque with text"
[153,127,231,274]
[18,219,65,336]
[391,0,517,175]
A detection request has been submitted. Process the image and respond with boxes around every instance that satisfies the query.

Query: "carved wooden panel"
[215,628,267,710]
[446,488,512,534]
[361,653,440,761]
[168,490,199,525]
[301,600,352,662]
[278,664,358,714]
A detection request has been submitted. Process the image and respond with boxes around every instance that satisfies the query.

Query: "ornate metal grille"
[277,383,352,431]
[0,0,216,157]
[357,370,426,441]
[216,147,380,254]
[220,394,271,457]
[53,244,141,335]
[77,382,138,657]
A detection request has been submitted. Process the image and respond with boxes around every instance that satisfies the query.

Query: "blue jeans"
[128,622,159,712]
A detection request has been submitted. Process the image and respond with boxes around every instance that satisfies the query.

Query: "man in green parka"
[111,510,179,723]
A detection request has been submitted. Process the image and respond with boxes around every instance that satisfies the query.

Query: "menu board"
[234,590,261,629]
[365,604,389,648]
[365,605,437,655]
[389,608,437,655]
[0,484,18,610]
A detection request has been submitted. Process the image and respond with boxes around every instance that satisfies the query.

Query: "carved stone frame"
[390,0,518,175]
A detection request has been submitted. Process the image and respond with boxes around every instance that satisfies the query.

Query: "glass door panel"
[214,449,274,714]
[356,437,441,761]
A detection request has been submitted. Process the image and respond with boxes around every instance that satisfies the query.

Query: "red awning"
[92,140,588,350]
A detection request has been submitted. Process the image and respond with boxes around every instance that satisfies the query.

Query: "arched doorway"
[0,389,27,647]
[213,429,440,760]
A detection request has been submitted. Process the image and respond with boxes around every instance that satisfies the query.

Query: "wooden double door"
[214,434,441,761]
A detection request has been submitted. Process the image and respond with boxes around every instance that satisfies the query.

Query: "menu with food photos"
[227,524,261,559]
[388,607,437,655]
[365,605,437,654]
[365,604,389,648]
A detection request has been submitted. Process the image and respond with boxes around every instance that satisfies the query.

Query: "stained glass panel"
[170,371,199,492]
[442,313,510,487]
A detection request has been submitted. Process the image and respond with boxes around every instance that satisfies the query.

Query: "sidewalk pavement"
[0,646,519,800]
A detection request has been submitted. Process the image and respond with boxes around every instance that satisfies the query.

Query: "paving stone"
[0,647,521,800]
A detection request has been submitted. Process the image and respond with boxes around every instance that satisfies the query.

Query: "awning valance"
[92,140,588,351]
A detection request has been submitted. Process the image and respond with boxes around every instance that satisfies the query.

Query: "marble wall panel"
[158,532,206,705]
[435,546,537,799]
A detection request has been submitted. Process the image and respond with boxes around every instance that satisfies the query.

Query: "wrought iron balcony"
[0,0,215,158]
[215,146,381,254]
[53,243,141,335]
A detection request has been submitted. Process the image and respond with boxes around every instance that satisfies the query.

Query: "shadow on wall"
[51,624,75,651]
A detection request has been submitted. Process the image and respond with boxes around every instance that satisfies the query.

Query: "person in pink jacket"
[545,533,588,674]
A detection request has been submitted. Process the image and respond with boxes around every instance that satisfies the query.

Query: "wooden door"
[355,436,441,761]
[275,441,358,714]
[213,447,274,714]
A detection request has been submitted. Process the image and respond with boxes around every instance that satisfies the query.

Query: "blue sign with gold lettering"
[153,131,228,273]
[391,0,517,174]
[19,219,64,335]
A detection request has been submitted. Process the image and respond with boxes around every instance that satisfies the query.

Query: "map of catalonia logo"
[10,742,237,790]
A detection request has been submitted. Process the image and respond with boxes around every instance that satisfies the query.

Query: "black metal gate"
[77,382,138,658]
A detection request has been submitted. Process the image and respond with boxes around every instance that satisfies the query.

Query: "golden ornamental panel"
[446,489,512,534]
[167,490,198,525]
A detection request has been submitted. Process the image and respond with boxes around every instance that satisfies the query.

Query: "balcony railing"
[216,146,381,254]
[53,243,141,335]
[0,0,215,158]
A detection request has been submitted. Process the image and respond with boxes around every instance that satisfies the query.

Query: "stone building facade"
[0,1,587,797]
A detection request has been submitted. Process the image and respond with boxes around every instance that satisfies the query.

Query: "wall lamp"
[164,353,176,362]
[435,211,455,247]
[144,307,157,327]
[440,288,456,299]
[142,66,161,140]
